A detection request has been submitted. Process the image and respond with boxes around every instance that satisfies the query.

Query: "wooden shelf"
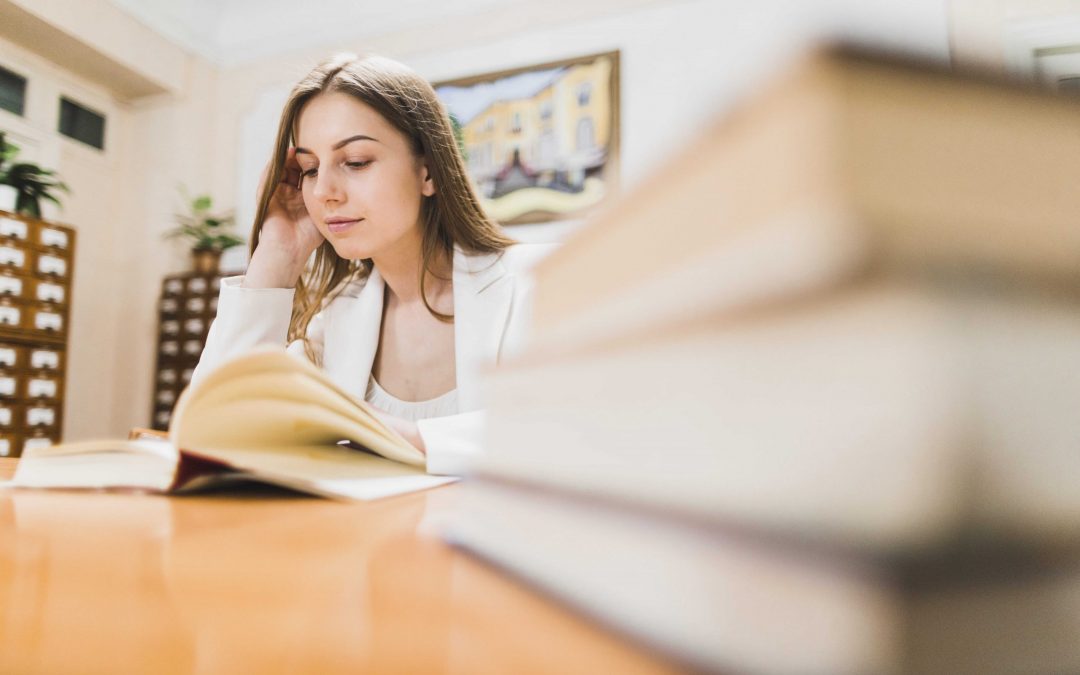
[150,268,243,430]
[0,210,76,458]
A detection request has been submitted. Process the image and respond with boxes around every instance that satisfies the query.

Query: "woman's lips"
[326,218,362,233]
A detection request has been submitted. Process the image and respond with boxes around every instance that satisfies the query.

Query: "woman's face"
[294,91,435,261]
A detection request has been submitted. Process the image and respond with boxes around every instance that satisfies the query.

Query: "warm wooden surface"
[0,458,682,674]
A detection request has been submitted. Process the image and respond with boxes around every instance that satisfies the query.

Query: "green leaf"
[166,185,243,251]
[2,157,67,214]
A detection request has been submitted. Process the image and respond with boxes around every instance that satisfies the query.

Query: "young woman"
[193,53,553,475]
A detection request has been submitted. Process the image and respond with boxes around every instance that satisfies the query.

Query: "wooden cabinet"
[151,269,241,431]
[0,211,76,458]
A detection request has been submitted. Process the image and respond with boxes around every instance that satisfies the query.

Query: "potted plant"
[0,132,68,218]
[165,190,244,275]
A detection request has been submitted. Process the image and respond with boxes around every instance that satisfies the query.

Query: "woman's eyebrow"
[294,135,381,155]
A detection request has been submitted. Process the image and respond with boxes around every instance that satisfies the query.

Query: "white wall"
[108,57,223,435]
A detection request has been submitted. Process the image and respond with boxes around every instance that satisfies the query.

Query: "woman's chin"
[327,238,376,261]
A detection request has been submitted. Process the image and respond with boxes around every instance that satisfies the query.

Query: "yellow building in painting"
[461,55,613,199]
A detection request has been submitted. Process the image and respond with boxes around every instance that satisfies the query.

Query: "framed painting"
[434,50,620,225]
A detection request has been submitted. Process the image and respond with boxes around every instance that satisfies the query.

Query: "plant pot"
[192,248,222,275]
[0,185,17,214]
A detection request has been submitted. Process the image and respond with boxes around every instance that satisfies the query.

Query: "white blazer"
[192,243,555,476]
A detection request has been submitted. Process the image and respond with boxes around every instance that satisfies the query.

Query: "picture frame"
[434,50,621,225]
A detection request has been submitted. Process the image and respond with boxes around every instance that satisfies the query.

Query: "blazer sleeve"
[417,410,486,476]
[191,277,325,385]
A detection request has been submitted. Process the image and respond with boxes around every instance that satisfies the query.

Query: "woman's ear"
[420,160,437,197]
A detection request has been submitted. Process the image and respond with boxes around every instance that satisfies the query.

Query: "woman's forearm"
[242,244,308,289]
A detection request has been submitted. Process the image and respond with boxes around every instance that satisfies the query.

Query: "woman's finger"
[281,147,302,190]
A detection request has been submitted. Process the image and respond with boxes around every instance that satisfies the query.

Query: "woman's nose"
[312,166,344,202]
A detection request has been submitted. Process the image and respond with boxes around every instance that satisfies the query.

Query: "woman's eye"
[298,161,368,180]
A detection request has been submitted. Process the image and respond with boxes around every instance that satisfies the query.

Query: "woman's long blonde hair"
[251,53,514,359]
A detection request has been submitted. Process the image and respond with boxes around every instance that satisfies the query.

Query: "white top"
[365,376,460,422]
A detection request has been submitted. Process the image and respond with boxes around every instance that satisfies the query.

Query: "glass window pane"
[0,65,27,116]
[58,97,105,150]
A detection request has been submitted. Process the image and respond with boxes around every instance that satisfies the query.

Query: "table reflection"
[0,473,680,674]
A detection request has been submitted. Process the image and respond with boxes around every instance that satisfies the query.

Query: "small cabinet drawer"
[160,340,180,358]
[0,244,29,273]
[34,252,68,279]
[187,277,208,294]
[184,297,206,314]
[0,217,29,241]
[29,278,66,304]
[26,374,61,400]
[182,339,203,357]
[0,374,20,398]
[160,297,180,316]
[0,402,20,429]
[0,301,23,330]
[37,225,71,251]
[0,274,23,298]
[25,404,58,428]
[22,432,57,455]
[0,343,23,369]
[29,304,64,334]
[0,432,16,457]
[163,278,185,296]
[28,348,62,371]
[155,388,178,406]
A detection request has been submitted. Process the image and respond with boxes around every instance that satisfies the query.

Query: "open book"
[8,346,456,499]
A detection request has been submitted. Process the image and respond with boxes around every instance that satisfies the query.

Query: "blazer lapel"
[454,246,513,411]
[323,251,512,411]
[323,268,384,400]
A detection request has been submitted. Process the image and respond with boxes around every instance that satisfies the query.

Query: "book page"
[177,398,424,467]
[174,346,398,433]
[187,444,456,500]
[181,371,386,433]
[171,347,424,467]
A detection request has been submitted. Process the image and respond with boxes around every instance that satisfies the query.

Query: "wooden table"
[0,458,681,674]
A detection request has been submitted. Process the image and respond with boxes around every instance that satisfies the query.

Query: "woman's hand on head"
[244,148,326,289]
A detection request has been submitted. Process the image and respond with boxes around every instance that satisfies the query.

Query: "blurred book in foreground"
[526,42,1080,358]
[450,481,1080,675]
[448,45,1080,674]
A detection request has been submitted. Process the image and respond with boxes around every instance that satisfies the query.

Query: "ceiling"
[105,0,532,66]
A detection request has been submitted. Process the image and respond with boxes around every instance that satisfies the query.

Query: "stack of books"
[445,45,1080,675]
